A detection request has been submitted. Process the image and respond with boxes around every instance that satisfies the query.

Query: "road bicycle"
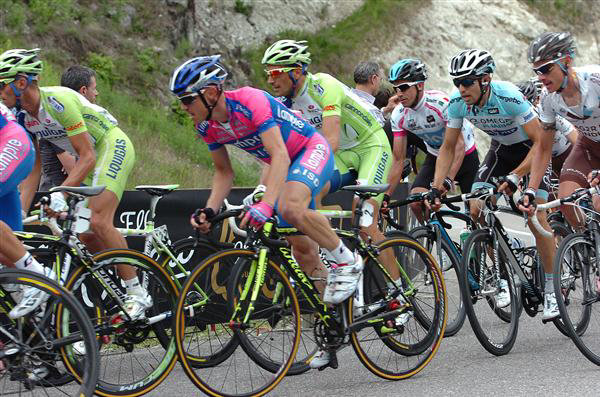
[173,184,447,397]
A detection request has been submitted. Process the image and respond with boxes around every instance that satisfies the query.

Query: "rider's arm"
[520,118,552,191]
[61,132,96,187]
[56,149,76,174]
[431,126,461,189]
[322,115,341,152]
[205,146,234,212]
[19,138,41,212]
[385,134,407,197]
[448,131,466,180]
[258,126,290,207]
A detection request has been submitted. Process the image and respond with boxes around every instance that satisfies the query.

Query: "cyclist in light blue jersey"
[429,49,559,320]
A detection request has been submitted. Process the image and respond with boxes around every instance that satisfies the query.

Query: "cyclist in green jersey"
[263,40,394,368]
[0,49,150,320]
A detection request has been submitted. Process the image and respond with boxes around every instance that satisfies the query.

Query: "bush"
[86,52,118,86]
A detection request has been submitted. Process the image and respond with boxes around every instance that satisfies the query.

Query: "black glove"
[192,207,216,224]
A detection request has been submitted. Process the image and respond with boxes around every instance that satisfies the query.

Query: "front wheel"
[461,229,519,356]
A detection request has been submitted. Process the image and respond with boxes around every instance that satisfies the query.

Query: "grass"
[521,0,592,26]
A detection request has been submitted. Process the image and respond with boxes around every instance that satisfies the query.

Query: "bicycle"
[531,185,599,365]
[451,186,573,356]
[174,184,447,397]
[384,191,475,336]
[16,185,179,396]
[0,268,99,396]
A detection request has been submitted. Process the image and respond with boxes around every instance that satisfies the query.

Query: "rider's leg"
[0,220,44,273]
[285,234,327,294]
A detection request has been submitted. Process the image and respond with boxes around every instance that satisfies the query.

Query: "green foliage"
[175,39,193,59]
[29,0,76,33]
[523,0,587,26]
[137,48,159,73]
[234,0,253,17]
[1,1,27,32]
[86,52,119,86]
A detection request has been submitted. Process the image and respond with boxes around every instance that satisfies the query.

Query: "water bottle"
[459,229,470,250]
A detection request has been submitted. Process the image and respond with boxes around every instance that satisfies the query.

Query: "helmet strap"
[199,86,223,121]
[555,59,569,93]
[475,77,489,107]
[410,85,423,109]
[9,75,31,109]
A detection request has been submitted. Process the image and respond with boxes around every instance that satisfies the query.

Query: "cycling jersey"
[1,110,34,231]
[447,81,537,145]
[539,64,600,142]
[20,86,119,155]
[350,88,385,127]
[0,102,15,121]
[197,86,333,210]
[391,90,476,156]
[291,73,384,150]
[534,105,575,157]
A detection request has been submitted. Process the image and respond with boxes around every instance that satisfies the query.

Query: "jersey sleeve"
[390,105,407,137]
[47,94,88,137]
[315,75,344,118]
[196,122,223,151]
[446,93,464,129]
[510,98,536,126]
[555,115,575,135]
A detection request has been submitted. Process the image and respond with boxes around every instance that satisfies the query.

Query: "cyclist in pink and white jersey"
[387,59,479,223]
[170,55,363,308]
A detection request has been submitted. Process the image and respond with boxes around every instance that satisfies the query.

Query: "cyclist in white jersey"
[386,58,479,224]
[428,49,559,320]
[526,32,600,224]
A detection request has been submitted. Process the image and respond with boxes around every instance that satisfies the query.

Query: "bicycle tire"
[553,233,597,365]
[410,226,466,336]
[64,249,179,396]
[157,237,239,368]
[175,248,301,397]
[0,268,99,397]
[461,229,519,356]
[349,236,447,379]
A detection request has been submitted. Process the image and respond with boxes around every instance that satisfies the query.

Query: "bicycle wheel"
[410,226,466,336]
[349,236,447,380]
[461,229,519,355]
[227,254,317,376]
[157,237,239,368]
[175,249,301,397]
[0,269,99,396]
[553,233,597,365]
[64,249,179,396]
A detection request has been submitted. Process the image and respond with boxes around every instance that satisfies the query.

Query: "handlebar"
[530,185,600,238]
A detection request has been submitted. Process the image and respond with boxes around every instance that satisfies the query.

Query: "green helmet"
[262,40,311,66]
[0,48,43,82]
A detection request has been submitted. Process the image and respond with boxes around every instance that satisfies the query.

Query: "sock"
[327,241,355,266]
[124,277,145,296]
[15,253,45,275]
[544,273,554,294]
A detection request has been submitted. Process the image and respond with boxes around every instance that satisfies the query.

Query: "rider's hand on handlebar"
[588,170,600,187]
[425,186,443,212]
[517,188,537,216]
[380,194,391,217]
[191,208,215,234]
[497,173,519,196]
[240,201,274,230]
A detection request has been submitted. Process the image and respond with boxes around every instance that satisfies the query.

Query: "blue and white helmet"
[448,49,495,78]
[388,59,427,82]
[169,55,228,97]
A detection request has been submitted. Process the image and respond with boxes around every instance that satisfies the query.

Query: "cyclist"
[428,49,559,320]
[526,32,600,224]
[351,60,386,126]
[0,48,150,319]
[0,104,50,318]
[170,55,362,305]
[516,78,576,183]
[386,59,479,224]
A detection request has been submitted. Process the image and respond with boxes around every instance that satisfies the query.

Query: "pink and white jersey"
[196,87,315,163]
[0,102,15,121]
[0,115,33,183]
[391,90,476,156]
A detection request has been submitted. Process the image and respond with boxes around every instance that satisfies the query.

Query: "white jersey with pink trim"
[539,64,600,142]
[0,103,16,122]
[390,90,475,156]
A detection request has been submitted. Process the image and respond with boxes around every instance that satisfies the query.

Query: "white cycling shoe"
[9,270,55,319]
[122,293,153,321]
[494,279,511,309]
[323,253,364,305]
[542,292,560,321]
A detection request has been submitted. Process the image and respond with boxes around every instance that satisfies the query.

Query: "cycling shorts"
[83,128,135,200]
[473,139,549,200]
[412,148,479,193]
[278,133,334,227]
[0,121,35,230]
[333,128,392,204]
[559,135,600,188]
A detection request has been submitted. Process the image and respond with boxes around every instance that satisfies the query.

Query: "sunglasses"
[532,60,557,76]
[452,77,478,88]
[178,92,199,106]
[264,67,298,79]
[393,81,421,92]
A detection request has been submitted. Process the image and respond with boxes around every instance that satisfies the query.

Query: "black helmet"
[527,32,576,63]
[516,78,541,103]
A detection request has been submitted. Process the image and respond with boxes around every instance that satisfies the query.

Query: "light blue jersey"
[447,81,537,145]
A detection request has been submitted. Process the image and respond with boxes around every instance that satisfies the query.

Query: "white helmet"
[448,49,496,78]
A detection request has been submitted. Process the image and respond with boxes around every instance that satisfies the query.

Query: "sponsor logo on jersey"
[496,94,522,105]
[37,128,66,139]
[373,151,389,184]
[233,135,262,150]
[407,119,417,129]
[488,108,499,114]
[449,97,462,104]
[426,115,435,123]
[301,143,327,171]
[25,120,39,128]
[323,105,336,112]
[106,139,128,180]
[0,138,26,179]
[343,103,372,127]
[234,103,252,119]
[66,121,84,131]
[308,105,315,111]
[48,96,65,113]
[523,111,535,123]
[276,107,305,129]
[83,114,111,132]
[314,83,324,96]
